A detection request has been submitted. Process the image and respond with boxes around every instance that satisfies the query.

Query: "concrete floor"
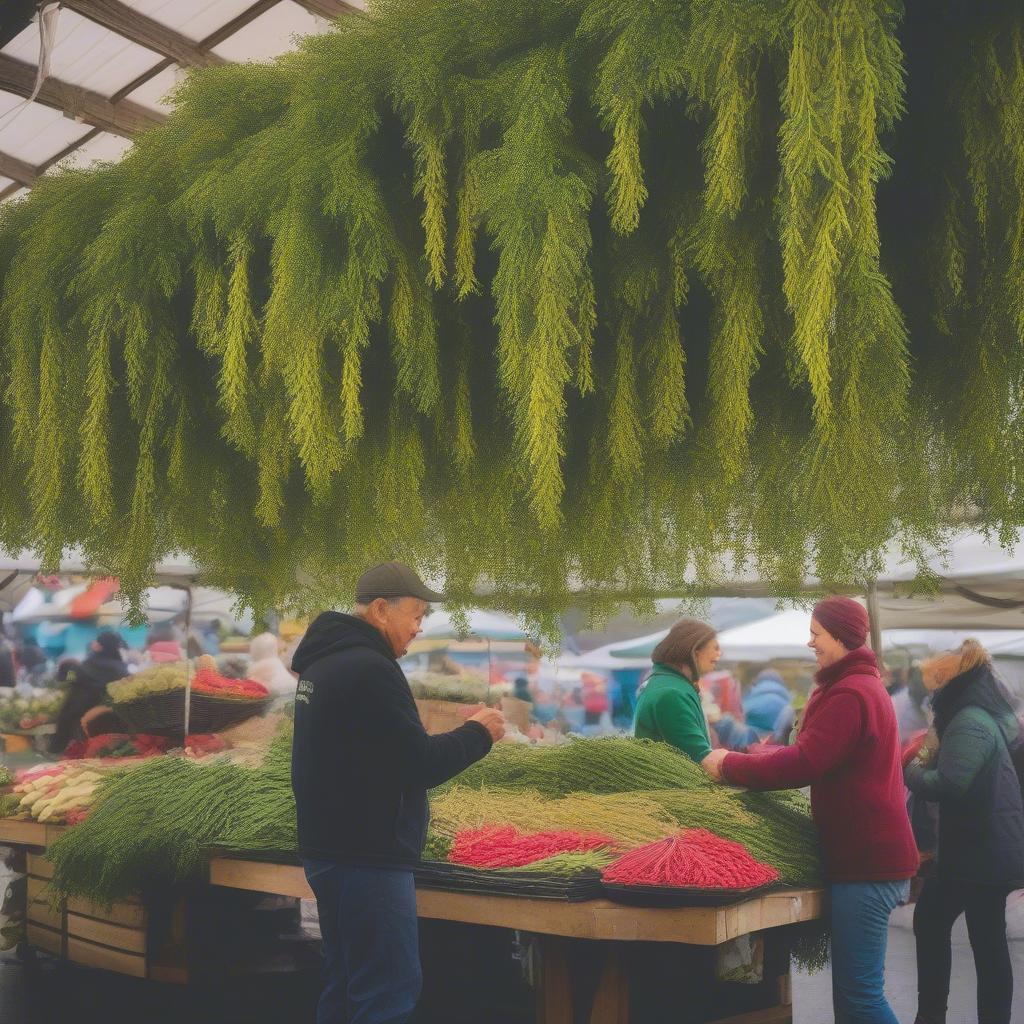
[793,904,1024,1024]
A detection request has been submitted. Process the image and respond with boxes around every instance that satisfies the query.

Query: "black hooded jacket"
[49,650,128,754]
[905,664,1024,886]
[290,612,492,868]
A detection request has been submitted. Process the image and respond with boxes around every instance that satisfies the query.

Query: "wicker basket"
[111,688,187,738]
[188,693,273,734]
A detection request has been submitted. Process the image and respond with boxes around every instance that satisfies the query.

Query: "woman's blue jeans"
[829,880,910,1024]
[303,861,422,1024]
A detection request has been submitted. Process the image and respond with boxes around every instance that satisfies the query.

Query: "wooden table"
[1,821,823,1023]
[209,856,822,1023]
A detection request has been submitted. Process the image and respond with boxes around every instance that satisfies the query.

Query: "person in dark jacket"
[704,596,917,1024]
[291,562,505,1024]
[49,632,128,754]
[904,640,1024,1024]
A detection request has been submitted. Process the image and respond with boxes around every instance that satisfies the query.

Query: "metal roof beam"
[0,182,25,202]
[0,150,38,187]
[0,54,164,137]
[60,0,227,69]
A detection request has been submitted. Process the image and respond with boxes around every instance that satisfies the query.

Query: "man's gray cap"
[356,561,445,603]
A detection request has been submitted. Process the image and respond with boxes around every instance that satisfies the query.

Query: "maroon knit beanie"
[812,596,869,651]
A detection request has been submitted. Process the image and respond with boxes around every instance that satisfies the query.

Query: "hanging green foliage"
[0,0,1022,620]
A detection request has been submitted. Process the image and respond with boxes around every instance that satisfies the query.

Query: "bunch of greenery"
[0,1,1021,628]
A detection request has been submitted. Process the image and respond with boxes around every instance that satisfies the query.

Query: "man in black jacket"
[291,561,504,1024]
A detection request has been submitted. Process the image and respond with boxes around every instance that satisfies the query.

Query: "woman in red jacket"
[703,597,918,1024]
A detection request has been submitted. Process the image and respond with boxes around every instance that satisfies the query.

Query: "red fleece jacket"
[722,646,918,882]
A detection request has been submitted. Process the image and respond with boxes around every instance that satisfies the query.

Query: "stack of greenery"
[42,732,829,967]
[427,739,821,888]
[0,1,1021,625]
[44,735,819,897]
[408,671,490,704]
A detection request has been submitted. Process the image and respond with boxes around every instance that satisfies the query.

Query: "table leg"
[535,935,574,1024]
[589,943,629,1024]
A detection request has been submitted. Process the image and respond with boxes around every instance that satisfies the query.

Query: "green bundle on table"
[46,735,821,905]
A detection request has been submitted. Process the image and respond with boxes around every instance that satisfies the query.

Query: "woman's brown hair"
[652,619,717,684]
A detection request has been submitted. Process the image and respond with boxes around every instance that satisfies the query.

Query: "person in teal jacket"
[634,618,721,764]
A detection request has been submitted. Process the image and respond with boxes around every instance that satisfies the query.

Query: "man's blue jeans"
[303,861,421,1024]
[830,880,910,1023]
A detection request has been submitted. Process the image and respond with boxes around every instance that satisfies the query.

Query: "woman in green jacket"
[633,618,721,764]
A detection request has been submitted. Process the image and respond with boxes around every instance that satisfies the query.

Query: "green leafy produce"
[506,850,613,875]
[433,737,714,798]
[0,693,65,732]
[409,673,489,704]
[46,728,296,906]
[0,765,12,788]
[0,793,21,817]
[46,732,820,918]
[0,2,1018,627]
[435,740,822,886]
[107,665,188,703]
[422,831,453,862]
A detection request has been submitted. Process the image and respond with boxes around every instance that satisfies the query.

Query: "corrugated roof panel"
[211,1,329,62]
[0,94,92,166]
[125,64,184,114]
[53,131,133,172]
[0,176,14,191]
[2,8,164,95]
[134,0,260,45]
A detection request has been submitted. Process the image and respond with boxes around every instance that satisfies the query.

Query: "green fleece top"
[633,663,712,763]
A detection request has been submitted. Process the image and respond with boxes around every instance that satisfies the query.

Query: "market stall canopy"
[717,610,818,663]
[0,0,364,206]
[418,609,532,642]
[874,529,1024,630]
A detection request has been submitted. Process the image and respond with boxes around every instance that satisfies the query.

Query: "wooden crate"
[27,870,65,957]
[65,893,149,977]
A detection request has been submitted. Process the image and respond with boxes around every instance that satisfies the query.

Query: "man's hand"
[468,707,506,743]
[702,748,729,783]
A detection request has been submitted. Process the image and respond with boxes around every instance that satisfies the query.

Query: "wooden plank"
[67,936,146,978]
[207,858,823,945]
[27,899,62,930]
[61,0,226,69]
[0,151,37,186]
[717,891,825,945]
[45,823,68,844]
[209,858,312,899]
[67,913,146,954]
[0,818,49,846]
[27,853,53,878]
[66,896,145,927]
[0,54,164,137]
[27,877,51,904]
[27,923,63,957]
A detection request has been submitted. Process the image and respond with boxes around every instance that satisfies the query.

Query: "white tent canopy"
[418,609,531,642]
[874,529,1024,630]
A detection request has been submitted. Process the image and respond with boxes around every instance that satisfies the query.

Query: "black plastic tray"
[601,881,778,907]
[415,862,603,902]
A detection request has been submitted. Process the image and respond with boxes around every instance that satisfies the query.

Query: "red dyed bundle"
[449,825,615,868]
[602,829,780,889]
[192,668,269,699]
